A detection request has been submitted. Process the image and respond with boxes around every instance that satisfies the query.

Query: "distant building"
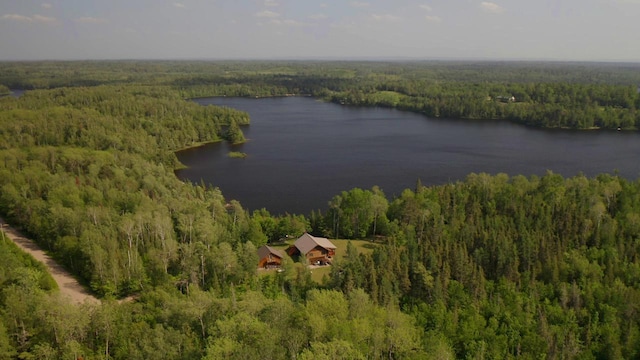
[496,95,516,103]
[257,245,285,269]
[287,233,336,265]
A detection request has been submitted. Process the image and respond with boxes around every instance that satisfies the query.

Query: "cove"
[8,89,25,98]
[176,97,640,215]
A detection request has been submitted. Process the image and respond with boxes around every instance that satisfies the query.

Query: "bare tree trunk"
[201,255,206,288]
[105,335,109,360]
[373,214,378,239]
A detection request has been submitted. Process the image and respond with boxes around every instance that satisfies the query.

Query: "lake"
[8,89,25,98]
[175,97,640,215]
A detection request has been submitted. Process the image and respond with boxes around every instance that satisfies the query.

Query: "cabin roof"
[294,233,336,255]
[257,245,284,260]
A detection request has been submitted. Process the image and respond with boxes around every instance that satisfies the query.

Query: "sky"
[1,0,639,61]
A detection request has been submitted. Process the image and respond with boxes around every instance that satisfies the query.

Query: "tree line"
[315,172,640,358]
[3,60,640,130]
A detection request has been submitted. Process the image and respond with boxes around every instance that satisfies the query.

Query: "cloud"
[371,14,401,22]
[173,3,185,8]
[309,13,327,20]
[32,14,56,23]
[283,19,306,26]
[329,22,356,30]
[420,5,440,23]
[41,3,52,9]
[350,1,370,8]
[480,2,505,14]
[269,19,310,27]
[264,0,279,7]
[75,17,108,24]
[255,10,280,18]
[2,13,56,24]
[425,15,442,23]
[2,14,33,22]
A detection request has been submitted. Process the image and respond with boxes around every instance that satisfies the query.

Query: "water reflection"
[176,97,640,215]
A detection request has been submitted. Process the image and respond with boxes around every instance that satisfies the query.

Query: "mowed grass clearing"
[309,239,377,283]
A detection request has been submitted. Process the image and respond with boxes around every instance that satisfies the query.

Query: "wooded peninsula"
[1,60,640,359]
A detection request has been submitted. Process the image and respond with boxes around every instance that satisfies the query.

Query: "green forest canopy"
[1,61,640,359]
[2,60,640,129]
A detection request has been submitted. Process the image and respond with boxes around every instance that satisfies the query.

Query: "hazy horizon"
[1,1,639,62]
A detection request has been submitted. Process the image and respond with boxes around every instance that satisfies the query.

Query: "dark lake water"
[9,89,25,98]
[175,97,640,215]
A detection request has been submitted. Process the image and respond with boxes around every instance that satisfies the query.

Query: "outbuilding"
[257,245,285,269]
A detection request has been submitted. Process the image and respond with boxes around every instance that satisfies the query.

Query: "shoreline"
[194,95,637,132]
[186,93,312,101]
[173,138,223,153]
[172,139,224,170]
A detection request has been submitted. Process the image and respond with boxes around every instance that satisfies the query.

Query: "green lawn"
[310,239,378,283]
[309,266,332,283]
[332,239,377,257]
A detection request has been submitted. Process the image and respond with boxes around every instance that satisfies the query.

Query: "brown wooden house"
[257,245,285,269]
[287,233,336,265]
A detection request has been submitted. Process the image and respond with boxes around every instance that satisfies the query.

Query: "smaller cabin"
[287,233,337,265]
[496,95,516,103]
[257,245,285,269]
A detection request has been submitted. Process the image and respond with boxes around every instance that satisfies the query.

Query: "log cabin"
[257,245,285,269]
[287,233,336,265]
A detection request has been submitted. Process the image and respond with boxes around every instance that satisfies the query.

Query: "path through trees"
[0,217,98,304]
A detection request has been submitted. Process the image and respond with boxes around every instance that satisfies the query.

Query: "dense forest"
[2,60,640,130]
[1,61,640,359]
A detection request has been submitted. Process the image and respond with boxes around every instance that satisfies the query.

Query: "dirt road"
[0,217,99,304]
